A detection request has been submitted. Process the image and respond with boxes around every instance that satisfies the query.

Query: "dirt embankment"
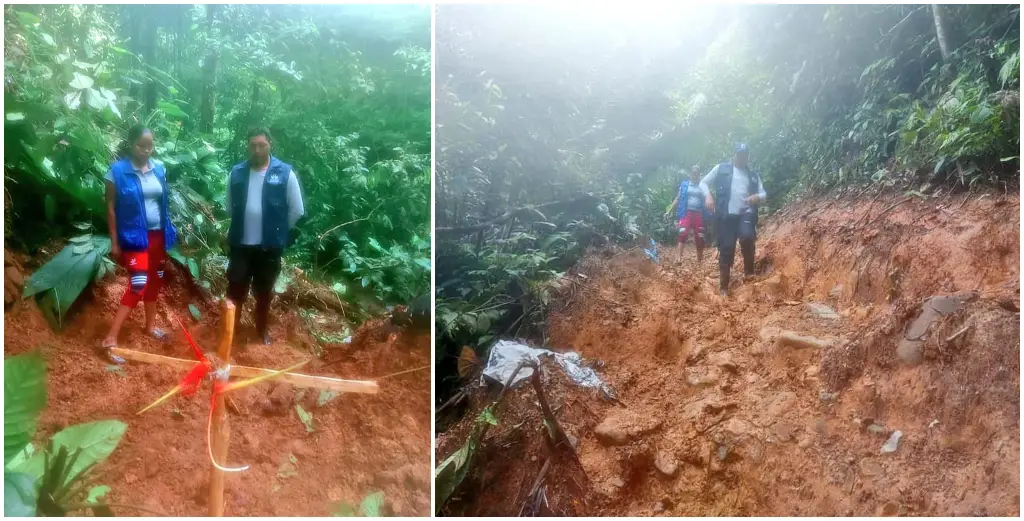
[4,261,431,516]
[436,191,1020,517]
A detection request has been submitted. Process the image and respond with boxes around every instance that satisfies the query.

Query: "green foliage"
[295,404,315,433]
[4,353,47,466]
[21,234,113,330]
[670,5,1019,197]
[331,490,385,517]
[4,471,37,517]
[5,4,430,310]
[15,421,128,485]
[434,6,1020,396]
[4,353,126,516]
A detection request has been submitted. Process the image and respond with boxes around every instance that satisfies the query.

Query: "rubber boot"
[719,264,731,297]
[254,292,272,345]
[741,240,756,279]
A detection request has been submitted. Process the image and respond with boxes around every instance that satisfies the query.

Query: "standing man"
[225,127,304,344]
[700,143,766,297]
[663,165,707,266]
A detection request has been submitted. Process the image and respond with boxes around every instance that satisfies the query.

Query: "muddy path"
[436,191,1019,516]
[4,263,431,516]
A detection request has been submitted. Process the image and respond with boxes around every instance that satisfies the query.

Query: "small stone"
[798,438,812,449]
[804,365,820,378]
[653,501,666,513]
[684,366,721,388]
[708,319,727,337]
[594,416,631,446]
[566,433,580,449]
[819,390,839,401]
[867,424,886,436]
[829,285,843,299]
[807,302,841,320]
[880,430,902,453]
[654,451,678,478]
[608,476,625,489]
[896,339,924,365]
[531,455,538,462]
[717,445,728,460]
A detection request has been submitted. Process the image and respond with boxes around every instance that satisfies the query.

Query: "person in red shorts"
[100,125,178,360]
[664,165,707,266]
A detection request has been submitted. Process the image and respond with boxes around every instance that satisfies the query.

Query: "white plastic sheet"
[482,340,616,399]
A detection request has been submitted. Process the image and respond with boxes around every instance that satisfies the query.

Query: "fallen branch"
[777,331,833,350]
[436,390,467,416]
[519,457,553,516]
[945,324,971,343]
[526,360,576,455]
[317,202,383,242]
[868,196,913,226]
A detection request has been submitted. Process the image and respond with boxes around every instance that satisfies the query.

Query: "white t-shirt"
[225,167,305,246]
[105,160,163,230]
[699,164,767,215]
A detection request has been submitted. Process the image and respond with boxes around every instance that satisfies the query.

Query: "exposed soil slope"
[437,191,1020,517]
[4,262,431,516]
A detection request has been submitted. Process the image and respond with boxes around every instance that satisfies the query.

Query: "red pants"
[119,231,166,307]
[677,210,705,247]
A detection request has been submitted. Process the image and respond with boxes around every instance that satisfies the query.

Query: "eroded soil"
[437,191,1020,517]
[4,264,431,516]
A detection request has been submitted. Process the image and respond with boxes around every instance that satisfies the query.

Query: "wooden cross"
[111,300,379,516]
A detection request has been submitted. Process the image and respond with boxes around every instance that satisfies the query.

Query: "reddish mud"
[437,191,1020,517]
[4,263,430,517]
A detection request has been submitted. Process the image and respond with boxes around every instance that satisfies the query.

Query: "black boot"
[741,239,756,279]
[719,264,731,297]
[254,292,272,345]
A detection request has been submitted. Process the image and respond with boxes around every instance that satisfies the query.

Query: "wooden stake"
[108,348,380,394]
[209,300,235,517]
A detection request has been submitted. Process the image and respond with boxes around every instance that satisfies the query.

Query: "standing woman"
[100,125,178,356]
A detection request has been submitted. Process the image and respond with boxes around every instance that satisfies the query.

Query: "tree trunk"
[931,4,951,62]
[199,4,221,134]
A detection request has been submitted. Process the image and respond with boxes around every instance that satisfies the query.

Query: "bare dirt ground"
[436,190,1020,516]
[4,261,431,516]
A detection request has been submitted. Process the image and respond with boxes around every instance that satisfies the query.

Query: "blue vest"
[110,159,177,252]
[677,180,713,222]
[227,156,292,249]
[714,162,761,226]
[676,180,690,220]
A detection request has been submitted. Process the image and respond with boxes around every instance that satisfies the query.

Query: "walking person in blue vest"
[663,165,708,266]
[225,127,304,345]
[700,143,766,297]
[101,125,178,356]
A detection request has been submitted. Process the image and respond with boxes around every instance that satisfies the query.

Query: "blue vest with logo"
[110,159,177,252]
[227,156,291,249]
[714,162,761,226]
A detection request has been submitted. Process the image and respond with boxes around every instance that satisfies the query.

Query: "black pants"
[716,213,757,291]
[226,245,283,335]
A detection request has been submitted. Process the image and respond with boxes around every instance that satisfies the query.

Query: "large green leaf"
[3,471,37,517]
[434,435,478,514]
[17,420,126,485]
[23,237,110,329]
[359,491,384,516]
[4,352,47,465]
